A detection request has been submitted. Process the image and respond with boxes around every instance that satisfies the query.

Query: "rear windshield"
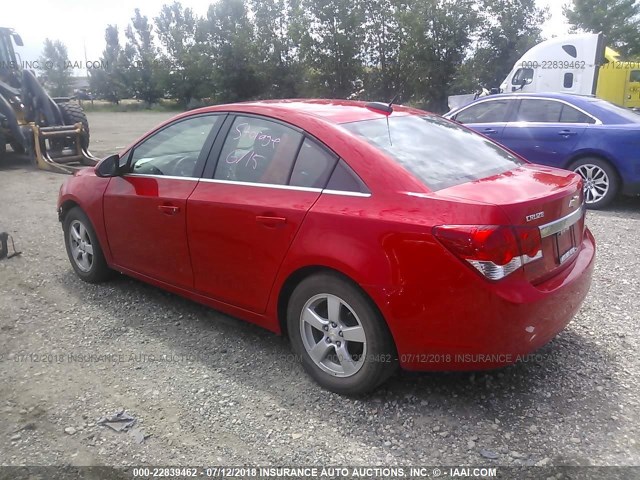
[589,99,640,124]
[342,115,523,191]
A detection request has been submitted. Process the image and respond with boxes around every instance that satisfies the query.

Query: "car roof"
[190,99,427,124]
[450,92,640,125]
[461,92,594,108]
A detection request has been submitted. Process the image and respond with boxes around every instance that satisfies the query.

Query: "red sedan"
[58,99,595,394]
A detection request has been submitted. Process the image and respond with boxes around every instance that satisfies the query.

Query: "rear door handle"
[558,130,577,136]
[158,204,180,215]
[256,215,287,227]
[482,128,497,134]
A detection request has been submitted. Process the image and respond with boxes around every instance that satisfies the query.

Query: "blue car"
[444,93,640,208]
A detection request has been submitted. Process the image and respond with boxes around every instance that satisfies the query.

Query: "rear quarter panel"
[570,126,640,186]
[266,191,512,342]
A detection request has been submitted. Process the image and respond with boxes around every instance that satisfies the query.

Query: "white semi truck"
[449,33,640,110]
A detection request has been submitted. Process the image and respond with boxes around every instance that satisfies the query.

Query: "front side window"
[343,115,523,191]
[512,68,534,86]
[516,100,563,122]
[630,70,640,83]
[215,116,303,185]
[455,100,511,124]
[129,115,218,177]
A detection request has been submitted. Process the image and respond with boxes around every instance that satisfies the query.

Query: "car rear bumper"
[366,228,596,371]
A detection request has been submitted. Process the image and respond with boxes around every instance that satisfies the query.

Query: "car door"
[103,114,224,288]
[450,98,514,141]
[500,98,591,167]
[187,114,338,313]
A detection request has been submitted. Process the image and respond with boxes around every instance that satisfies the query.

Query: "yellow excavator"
[0,27,98,173]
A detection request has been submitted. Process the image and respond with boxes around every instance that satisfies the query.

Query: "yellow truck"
[500,33,640,109]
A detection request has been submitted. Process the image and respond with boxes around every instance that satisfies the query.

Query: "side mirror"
[95,154,121,177]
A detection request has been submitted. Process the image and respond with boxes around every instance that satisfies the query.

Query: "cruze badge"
[526,211,545,222]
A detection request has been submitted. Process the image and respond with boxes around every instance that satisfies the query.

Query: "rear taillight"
[433,225,542,280]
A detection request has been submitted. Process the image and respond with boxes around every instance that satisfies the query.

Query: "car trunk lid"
[435,164,585,283]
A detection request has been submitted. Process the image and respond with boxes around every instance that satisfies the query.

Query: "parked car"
[445,92,640,209]
[58,99,595,394]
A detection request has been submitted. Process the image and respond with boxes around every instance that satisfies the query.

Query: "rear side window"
[290,138,338,188]
[560,105,595,123]
[454,100,510,124]
[343,115,523,191]
[326,160,369,193]
[516,99,562,122]
[215,116,302,185]
[563,73,574,88]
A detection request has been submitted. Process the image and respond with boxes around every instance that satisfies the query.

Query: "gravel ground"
[0,111,639,469]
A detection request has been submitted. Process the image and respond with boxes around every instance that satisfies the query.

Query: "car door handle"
[256,215,287,227]
[482,128,497,134]
[158,204,180,215]
[558,130,577,136]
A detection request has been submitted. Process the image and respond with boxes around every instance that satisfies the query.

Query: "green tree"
[89,25,129,103]
[38,39,72,97]
[361,0,405,101]
[564,0,640,57]
[454,0,547,93]
[155,1,211,106]
[250,0,300,98]
[124,9,163,105]
[199,0,261,102]
[295,0,366,98]
[398,0,481,112]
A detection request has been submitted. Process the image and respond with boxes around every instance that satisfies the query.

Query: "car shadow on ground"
[600,195,640,215]
[58,267,619,447]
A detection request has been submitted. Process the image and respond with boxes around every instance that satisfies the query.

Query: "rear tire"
[58,102,90,149]
[569,157,619,210]
[287,273,397,395]
[63,207,111,283]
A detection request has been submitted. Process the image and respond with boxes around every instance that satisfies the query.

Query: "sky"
[5,0,572,73]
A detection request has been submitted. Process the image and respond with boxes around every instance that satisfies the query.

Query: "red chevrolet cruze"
[58,99,595,394]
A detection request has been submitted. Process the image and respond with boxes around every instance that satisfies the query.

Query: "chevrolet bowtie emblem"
[569,194,580,208]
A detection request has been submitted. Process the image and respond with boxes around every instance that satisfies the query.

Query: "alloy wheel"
[575,163,609,205]
[299,293,367,377]
[68,219,94,272]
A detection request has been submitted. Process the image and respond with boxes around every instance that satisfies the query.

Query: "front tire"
[63,207,111,283]
[10,141,25,154]
[58,102,90,149]
[287,273,397,395]
[569,157,619,209]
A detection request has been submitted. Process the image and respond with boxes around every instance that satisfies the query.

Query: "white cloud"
[538,0,573,39]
